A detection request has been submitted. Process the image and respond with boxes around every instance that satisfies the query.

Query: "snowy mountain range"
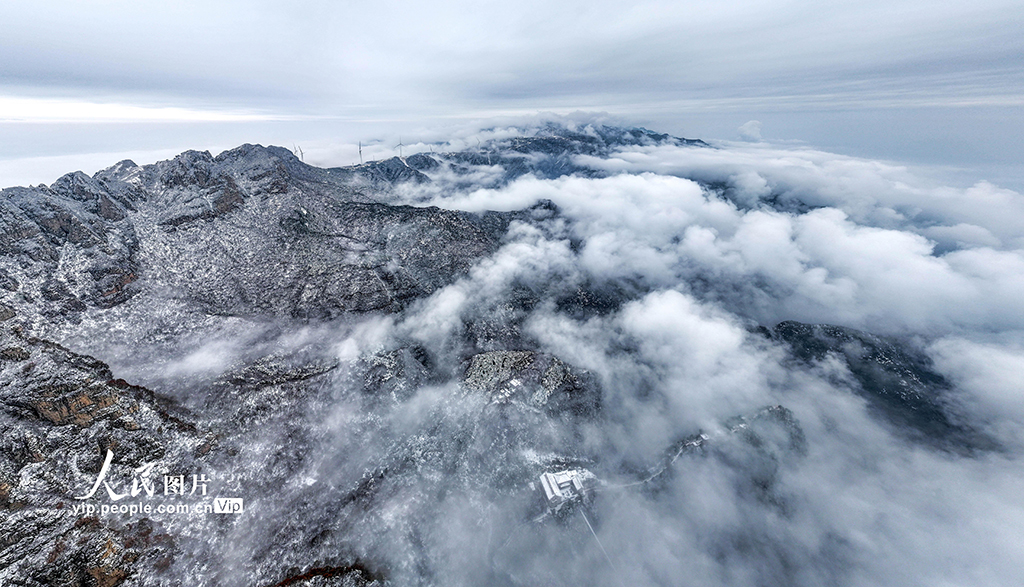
[0,123,1016,587]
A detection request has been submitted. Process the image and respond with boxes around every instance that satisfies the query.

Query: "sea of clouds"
[59,120,1024,586]
[359,124,1024,586]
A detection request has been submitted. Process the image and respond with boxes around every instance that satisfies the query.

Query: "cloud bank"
[3,1,1023,192]
[45,121,1024,586]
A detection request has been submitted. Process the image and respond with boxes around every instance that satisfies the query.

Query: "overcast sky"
[1,0,1022,187]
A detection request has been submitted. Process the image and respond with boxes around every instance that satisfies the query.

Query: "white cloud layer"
[394,135,1024,336]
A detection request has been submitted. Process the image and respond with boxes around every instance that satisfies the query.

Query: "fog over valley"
[1,119,1022,585]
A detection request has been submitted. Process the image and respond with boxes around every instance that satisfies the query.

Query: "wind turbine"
[358,141,363,165]
[396,136,405,158]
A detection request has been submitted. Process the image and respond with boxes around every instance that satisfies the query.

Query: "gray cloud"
[3,1,1022,116]
[3,0,1024,189]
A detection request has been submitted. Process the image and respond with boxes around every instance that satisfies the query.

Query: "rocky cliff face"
[0,321,205,587]
[0,143,519,331]
[0,130,617,586]
[0,125,990,587]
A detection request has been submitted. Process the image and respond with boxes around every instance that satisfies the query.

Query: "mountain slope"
[0,124,1003,587]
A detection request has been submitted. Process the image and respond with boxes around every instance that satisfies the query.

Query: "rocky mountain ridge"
[0,124,991,586]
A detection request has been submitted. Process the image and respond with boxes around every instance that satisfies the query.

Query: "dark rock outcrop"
[761,320,995,452]
[0,325,205,586]
[431,124,708,186]
[462,350,601,417]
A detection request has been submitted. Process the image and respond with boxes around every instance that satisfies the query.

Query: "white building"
[537,469,594,514]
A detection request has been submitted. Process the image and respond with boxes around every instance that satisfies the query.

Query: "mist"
[32,120,1022,586]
